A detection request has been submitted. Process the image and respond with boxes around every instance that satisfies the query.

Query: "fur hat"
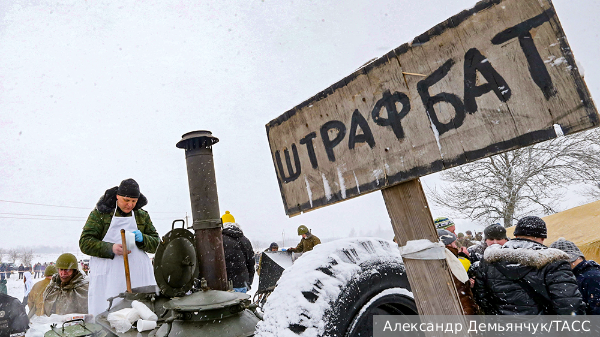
[484,223,507,240]
[117,178,140,198]
[514,216,547,238]
[550,238,585,262]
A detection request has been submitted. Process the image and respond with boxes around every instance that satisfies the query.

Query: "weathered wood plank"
[267,0,598,216]
[382,179,467,320]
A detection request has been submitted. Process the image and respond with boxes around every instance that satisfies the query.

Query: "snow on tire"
[255,237,417,337]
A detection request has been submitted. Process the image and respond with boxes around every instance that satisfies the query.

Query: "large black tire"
[255,238,417,337]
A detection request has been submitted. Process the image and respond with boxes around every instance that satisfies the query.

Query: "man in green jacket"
[79,178,159,316]
[288,225,321,253]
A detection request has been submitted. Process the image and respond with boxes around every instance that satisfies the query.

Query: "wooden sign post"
[382,179,464,315]
[266,0,598,318]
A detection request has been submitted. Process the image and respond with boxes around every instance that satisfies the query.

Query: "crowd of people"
[432,216,600,315]
[0,253,89,337]
[6,176,598,336]
[0,178,318,336]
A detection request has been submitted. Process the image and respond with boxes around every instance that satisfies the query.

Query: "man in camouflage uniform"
[79,178,159,316]
[80,179,159,259]
[288,225,321,253]
[43,254,88,315]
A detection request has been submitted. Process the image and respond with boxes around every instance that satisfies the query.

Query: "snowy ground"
[4,253,259,336]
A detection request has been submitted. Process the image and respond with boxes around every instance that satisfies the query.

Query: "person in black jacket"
[0,293,28,337]
[17,264,24,280]
[551,238,600,315]
[221,211,255,293]
[474,216,585,315]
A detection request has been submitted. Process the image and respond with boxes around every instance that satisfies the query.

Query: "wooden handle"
[121,229,132,293]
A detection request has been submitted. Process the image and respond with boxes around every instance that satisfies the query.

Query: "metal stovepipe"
[176,130,228,290]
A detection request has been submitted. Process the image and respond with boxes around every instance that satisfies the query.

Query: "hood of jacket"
[484,238,569,279]
[50,270,87,290]
[573,259,600,276]
[96,186,148,213]
[222,223,244,238]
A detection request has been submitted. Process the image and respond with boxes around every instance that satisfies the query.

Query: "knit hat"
[484,223,507,240]
[221,211,235,224]
[437,229,457,246]
[44,265,57,277]
[117,178,140,198]
[514,216,547,238]
[434,217,455,230]
[457,233,464,238]
[550,238,585,262]
[269,242,279,250]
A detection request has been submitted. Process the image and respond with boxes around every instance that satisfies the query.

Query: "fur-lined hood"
[484,238,569,269]
[95,186,148,213]
[223,223,244,238]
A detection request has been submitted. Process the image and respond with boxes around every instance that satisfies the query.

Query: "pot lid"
[44,321,105,337]
[163,290,250,311]
[153,227,198,298]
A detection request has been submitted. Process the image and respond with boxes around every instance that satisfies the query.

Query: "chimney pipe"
[176,130,228,290]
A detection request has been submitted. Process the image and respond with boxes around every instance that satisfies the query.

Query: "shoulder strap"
[493,263,554,314]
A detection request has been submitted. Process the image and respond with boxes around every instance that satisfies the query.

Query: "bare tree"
[428,130,600,228]
[8,249,19,264]
[582,182,600,201]
[20,250,34,267]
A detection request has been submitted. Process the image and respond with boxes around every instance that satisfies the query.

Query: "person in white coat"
[22,268,33,307]
[79,179,159,317]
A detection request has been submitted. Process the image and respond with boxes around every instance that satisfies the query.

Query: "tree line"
[0,248,34,266]
[429,129,600,228]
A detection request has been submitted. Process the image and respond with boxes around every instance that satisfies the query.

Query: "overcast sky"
[1,0,599,251]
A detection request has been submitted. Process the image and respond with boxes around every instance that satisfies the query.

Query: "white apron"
[88,206,156,317]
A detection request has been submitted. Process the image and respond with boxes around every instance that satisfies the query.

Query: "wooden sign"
[267,0,598,216]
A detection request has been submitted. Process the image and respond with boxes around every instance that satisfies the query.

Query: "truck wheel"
[255,238,417,337]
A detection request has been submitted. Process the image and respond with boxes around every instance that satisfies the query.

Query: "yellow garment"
[28,277,51,316]
[458,256,471,272]
[221,211,235,224]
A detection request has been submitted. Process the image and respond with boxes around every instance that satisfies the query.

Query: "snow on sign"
[266,0,598,216]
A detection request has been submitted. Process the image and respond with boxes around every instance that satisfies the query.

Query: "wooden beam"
[382,179,463,316]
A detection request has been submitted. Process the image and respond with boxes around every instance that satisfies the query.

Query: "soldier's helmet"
[297,225,309,235]
[44,265,57,276]
[55,253,78,270]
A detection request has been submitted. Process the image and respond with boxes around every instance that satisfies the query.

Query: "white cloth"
[88,207,156,316]
[24,271,33,297]
[398,240,469,282]
[398,239,446,260]
[444,248,469,283]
